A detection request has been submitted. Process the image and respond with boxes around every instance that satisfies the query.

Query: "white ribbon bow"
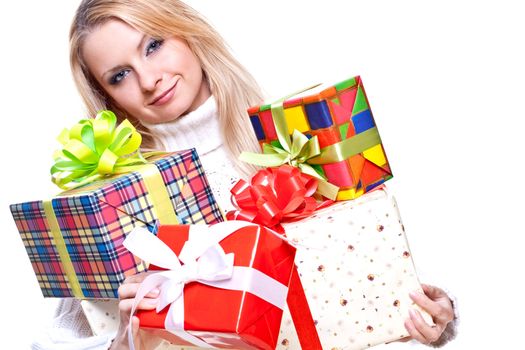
[123,221,290,349]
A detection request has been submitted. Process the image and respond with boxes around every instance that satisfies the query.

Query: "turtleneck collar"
[141,96,222,156]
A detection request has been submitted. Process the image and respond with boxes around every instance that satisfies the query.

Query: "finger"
[409,309,442,344]
[118,283,160,300]
[409,290,443,318]
[122,271,157,284]
[404,318,428,345]
[119,297,159,314]
[421,284,446,299]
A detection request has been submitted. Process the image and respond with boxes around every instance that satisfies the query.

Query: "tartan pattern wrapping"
[10,149,223,298]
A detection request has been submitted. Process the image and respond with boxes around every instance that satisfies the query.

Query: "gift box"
[275,188,432,350]
[10,149,224,299]
[128,222,296,350]
[247,76,392,201]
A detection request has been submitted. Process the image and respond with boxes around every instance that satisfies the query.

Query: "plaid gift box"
[247,76,392,200]
[10,149,223,299]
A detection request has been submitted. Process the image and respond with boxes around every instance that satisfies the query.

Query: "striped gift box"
[248,76,393,201]
[10,149,223,299]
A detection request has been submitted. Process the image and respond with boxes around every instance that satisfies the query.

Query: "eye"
[146,39,164,56]
[109,69,130,85]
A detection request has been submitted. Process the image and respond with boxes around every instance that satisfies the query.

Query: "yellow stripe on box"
[140,163,179,225]
[284,106,310,134]
[43,200,85,298]
[363,144,386,167]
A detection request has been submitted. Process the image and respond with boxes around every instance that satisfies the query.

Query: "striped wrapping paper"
[10,149,223,299]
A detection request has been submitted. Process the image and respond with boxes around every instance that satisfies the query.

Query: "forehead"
[82,19,143,80]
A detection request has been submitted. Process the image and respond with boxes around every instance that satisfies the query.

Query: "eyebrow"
[101,34,148,81]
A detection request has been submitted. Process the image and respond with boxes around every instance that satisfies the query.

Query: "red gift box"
[126,222,297,349]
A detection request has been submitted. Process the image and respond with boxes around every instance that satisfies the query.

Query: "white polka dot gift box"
[276,188,432,350]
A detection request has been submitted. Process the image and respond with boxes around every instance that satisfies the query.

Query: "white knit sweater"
[142,96,241,213]
[33,97,457,349]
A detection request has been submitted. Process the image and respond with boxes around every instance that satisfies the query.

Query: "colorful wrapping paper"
[134,222,296,350]
[275,188,432,350]
[247,76,392,201]
[10,149,223,299]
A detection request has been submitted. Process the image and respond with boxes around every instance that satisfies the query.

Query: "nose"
[137,63,162,93]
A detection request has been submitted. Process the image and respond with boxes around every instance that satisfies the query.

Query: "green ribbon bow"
[51,110,148,189]
[240,129,340,199]
[241,91,341,200]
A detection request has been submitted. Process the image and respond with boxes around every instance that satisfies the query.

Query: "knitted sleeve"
[31,299,115,350]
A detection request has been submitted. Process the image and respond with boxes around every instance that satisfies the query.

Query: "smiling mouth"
[149,81,178,106]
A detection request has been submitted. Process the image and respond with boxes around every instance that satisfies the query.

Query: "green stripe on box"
[335,77,357,91]
[260,104,271,112]
[332,97,340,105]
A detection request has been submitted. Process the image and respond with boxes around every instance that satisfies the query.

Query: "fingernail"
[150,288,160,296]
[409,291,418,299]
[408,309,416,318]
[147,298,158,306]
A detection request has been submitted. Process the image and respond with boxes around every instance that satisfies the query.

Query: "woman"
[34,0,457,349]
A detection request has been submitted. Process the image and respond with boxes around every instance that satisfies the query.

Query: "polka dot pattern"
[276,189,432,350]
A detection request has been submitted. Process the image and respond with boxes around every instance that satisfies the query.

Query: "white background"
[1,0,524,348]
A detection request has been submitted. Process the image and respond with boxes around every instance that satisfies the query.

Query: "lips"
[149,80,178,106]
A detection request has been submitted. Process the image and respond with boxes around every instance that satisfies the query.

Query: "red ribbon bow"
[226,165,321,229]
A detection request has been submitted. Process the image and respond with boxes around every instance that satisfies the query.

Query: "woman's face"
[83,19,210,124]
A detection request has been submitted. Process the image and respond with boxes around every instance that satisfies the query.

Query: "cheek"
[164,45,202,82]
[109,82,142,110]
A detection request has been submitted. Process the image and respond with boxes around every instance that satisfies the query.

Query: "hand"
[109,271,164,350]
[404,284,455,345]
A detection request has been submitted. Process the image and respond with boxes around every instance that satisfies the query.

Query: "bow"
[227,165,320,230]
[123,225,235,349]
[240,90,341,200]
[240,130,322,176]
[123,224,235,314]
[51,110,148,189]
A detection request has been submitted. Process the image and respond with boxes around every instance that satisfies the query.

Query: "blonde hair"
[70,0,262,177]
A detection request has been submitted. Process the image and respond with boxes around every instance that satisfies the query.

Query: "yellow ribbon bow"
[51,110,147,189]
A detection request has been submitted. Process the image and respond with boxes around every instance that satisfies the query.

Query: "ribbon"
[43,199,84,298]
[51,110,148,190]
[287,267,323,350]
[226,167,324,348]
[123,221,290,349]
[226,165,323,231]
[240,86,382,200]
